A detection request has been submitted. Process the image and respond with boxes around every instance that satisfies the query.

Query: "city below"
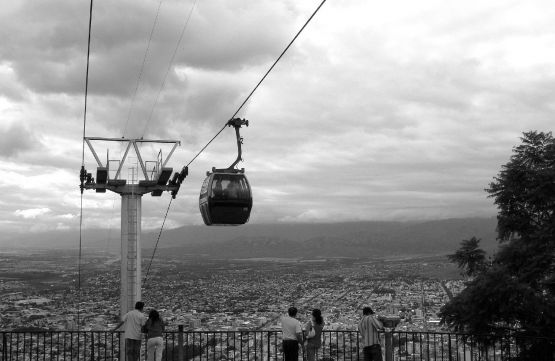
[0,249,465,332]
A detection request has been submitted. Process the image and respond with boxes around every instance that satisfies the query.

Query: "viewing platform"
[1,329,554,361]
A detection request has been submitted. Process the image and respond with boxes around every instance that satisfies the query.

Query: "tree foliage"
[440,131,555,345]
[447,236,486,277]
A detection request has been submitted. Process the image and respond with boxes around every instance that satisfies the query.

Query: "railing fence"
[1,329,553,361]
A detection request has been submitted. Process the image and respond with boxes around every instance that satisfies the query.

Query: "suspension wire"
[142,0,200,137]
[142,0,199,292]
[123,0,164,137]
[143,197,173,289]
[142,0,327,288]
[185,0,327,168]
[78,0,95,331]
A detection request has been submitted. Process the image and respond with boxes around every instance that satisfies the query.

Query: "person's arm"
[296,322,304,349]
[372,316,384,331]
[142,319,150,333]
[113,320,124,332]
[296,331,304,346]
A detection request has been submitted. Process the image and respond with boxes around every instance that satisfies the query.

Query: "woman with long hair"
[305,309,324,361]
[144,309,165,361]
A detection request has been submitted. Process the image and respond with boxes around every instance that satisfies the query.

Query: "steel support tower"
[80,137,187,318]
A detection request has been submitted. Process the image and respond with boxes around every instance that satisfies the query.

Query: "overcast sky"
[0,0,554,236]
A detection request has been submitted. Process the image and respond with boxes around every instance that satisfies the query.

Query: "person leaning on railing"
[281,306,305,361]
[358,306,384,361]
[143,309,165,361]
[304,309,325,361]
[113,301,147,361]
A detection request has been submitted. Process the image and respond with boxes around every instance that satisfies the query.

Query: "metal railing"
[1,329,554,361]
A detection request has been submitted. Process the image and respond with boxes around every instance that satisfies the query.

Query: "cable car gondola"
[199,118,252,225]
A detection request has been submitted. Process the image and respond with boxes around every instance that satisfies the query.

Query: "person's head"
[362,306,374,316]
[288,307,298,317]
[312,309,323,325]
[135,301,144,311]
[149,309,160,322]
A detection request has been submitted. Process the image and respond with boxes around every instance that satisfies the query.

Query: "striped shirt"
[358,315,382,347]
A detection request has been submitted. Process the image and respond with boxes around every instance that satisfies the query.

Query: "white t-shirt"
[123,309,146,340]
[281,315,302,341]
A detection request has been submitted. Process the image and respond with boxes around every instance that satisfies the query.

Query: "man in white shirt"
[113,301,147,361]
[281,306,304,361]
[358,306,384,361]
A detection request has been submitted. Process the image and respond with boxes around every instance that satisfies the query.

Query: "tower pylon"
[81,137,185,318]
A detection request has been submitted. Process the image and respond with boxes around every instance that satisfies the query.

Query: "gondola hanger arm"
[226,118,248,171]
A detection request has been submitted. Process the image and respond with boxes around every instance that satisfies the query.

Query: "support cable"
[143,0,326,288]
[123,0,164,137]
[143,197,173,289]
[142,0,200,292]
[142,0,200,137]
[185,0,327,168]
[78,0,95,331]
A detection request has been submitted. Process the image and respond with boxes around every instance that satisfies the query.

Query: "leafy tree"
[447,236,486,278]
[440,131,555,357]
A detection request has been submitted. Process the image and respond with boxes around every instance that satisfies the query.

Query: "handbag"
[307,327,316,338]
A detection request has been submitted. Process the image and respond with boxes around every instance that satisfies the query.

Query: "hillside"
[0,217,499,258]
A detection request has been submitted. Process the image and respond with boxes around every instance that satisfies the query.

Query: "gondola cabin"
[199,170,252,225]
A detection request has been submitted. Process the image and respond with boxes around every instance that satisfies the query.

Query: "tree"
[447,236,486,278]
[440,131,555,356]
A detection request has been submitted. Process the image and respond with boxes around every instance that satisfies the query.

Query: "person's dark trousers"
[363,344,383,361]
[126,339,141,361]
[283,339,299,361]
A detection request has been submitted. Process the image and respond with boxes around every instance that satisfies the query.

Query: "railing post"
[267,332,271,361]
[384,330,393,361]
[2,333,7,361]
[178,325,184,361]
[90,332,95,361]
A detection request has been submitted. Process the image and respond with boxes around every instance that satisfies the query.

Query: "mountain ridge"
[0,217,499,258]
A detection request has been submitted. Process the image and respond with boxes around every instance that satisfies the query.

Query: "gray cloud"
[1,0,554,233]
[0,123,41,158]
[0,0,297,99]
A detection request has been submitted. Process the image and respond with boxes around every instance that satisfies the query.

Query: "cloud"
[1,0,554,233]
[0,122,40,158]
[58,214,77,219]
[14,208,51,219]
[0,63,27,100]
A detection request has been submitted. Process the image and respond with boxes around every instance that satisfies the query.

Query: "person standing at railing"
[304,309,325,361]
[113,301,147,361]
[144,309,165,361]
[281,306,305,361]
[358,306,384,361]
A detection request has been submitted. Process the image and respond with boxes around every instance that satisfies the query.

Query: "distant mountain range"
[0,217,500,258]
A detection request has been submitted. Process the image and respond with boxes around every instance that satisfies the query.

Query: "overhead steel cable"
[185,0,328,168]
[123,0,164,137]
[142,0,200,137]
[142,0,199,291]
[142,0,327,288]
[143,197,173,288]
[78,0,95,331]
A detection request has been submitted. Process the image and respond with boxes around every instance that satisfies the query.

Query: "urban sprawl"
[1,250,464,333]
